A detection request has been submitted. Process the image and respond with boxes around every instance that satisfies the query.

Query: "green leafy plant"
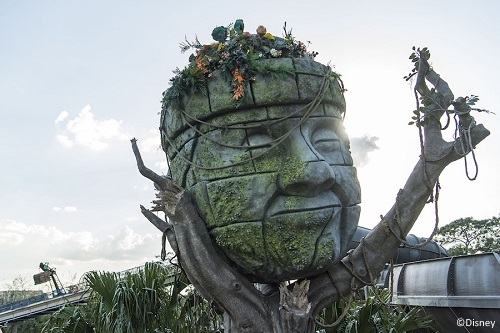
[41,262,223,333]
[404,46,430,82]
[435,215,500,255]
[162,19,322,108]
[405,47,491,127]
[317,288,438,333]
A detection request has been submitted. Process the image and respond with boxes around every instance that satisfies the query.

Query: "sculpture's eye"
[312,128,340,153]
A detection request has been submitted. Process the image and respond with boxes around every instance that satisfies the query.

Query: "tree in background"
[1,276,40,305]
[435,215,500,255]
[0,276,49,333]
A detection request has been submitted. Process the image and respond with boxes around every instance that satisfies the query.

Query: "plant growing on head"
[162,19,324,108]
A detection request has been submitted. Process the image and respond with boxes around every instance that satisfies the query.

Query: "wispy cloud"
[55,105,130,151]
[0,220,162,283]
[55,111,69,124]
[52,206,78,213]
[140,131,161,153]
[350,135,380,167]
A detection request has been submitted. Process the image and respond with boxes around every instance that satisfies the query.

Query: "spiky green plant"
[41,262,223,333]
[317,288,438,333]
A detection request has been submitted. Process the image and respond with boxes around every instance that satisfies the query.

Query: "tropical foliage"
[317,288,438,333]
[41,261,223,333]
[39,262,439,333]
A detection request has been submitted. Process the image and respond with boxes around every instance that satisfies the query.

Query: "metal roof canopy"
[390,252,500,308]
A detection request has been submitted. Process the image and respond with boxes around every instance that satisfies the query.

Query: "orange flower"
[231,68,245,100]
[233,84,245,100]
[195,55,206,72]
[232,68,245,84]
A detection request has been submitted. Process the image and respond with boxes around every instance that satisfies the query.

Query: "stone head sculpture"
[160,22,361,283]
[131,23,491,331]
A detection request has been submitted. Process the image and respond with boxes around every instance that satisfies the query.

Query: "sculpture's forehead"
[191,115,348,158]
[162,58,346,141]
[164,111,352,188]
[163,101,343,144]
[175,118,351,189]
[206,102,343,130]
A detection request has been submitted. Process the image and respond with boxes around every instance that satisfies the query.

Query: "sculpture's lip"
[266,191,341,218]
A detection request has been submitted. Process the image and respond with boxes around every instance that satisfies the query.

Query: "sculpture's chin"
[210,205,360,283]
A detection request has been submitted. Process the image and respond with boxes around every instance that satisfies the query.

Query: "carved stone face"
[162,58,361,282]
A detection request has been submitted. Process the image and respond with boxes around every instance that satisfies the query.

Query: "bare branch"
[131,138,169,191]
[140,204,170,232]
[131,138,184,214]
[415,53,431,97]
[140,205,178,254]
[426,69,454,104]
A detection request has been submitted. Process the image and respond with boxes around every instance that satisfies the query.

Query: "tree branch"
[131,138,168,190]
[307,53,491,316]
[131,138,184,215]
[139,204,178,254]
[170,193,273,332]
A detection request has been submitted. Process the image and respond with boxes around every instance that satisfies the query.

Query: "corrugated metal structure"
[390,252,500,332]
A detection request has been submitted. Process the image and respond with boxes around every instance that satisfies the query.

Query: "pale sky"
[1,0,499,290]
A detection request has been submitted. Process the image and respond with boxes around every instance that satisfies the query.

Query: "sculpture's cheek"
[190,173,278,229]
[332,166,361,206]
[209,206,352,283]
[210,222,267,279]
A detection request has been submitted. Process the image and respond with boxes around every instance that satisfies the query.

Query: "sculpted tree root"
[132,53,490,332]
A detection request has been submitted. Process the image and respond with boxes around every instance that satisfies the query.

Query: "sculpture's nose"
[277,135,335,197]
[278,161,335,197]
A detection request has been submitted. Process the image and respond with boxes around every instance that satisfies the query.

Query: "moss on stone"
[204,173,277,228]
[210,222,266,276]
[182,91,211,122]
[262,207,338,281]
[191,128,254,182]
[279,158,308,190]
[251,59,299,106]
[208,70,254,113]
[189,181,216,224]
[323,103,342,119]
[169,138,196,186]
[293,57,329,76]
[264,211,319,275]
